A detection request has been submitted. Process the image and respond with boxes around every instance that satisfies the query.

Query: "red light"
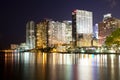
[73,9,77,13]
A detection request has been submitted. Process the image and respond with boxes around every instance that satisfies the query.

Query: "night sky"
[0,0,120,49]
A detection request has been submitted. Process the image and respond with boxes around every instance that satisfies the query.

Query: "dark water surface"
[0,52,120,80]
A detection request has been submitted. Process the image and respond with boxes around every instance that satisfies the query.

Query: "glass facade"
[72,10,93,47]
[74,10,93,34]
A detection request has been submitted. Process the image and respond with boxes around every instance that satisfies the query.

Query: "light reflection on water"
[1,52,120,80]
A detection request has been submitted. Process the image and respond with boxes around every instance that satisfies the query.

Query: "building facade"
[36,19,49,49]
[72,9,93,47]
[26,21,36,49]
[98,14,120,46]
[48,20,72,47]
[36,19,72,49]
[63,21,72,44]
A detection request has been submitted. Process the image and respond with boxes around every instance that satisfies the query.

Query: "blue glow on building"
[93,24,98,39]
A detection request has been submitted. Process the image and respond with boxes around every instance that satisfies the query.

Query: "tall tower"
[72,9,93,47]
[26,21,35,49]
[36,19,49,49]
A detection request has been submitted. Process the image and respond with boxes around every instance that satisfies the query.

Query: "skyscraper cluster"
[15,9,120,51]
[25,9,93,50]
[25,19,72,50]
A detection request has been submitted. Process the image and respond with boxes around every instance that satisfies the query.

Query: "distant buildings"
[72,9,93,47]
[92,24,99,46]
[98,13,120,46]
[26,21,36,49]
[10,44,19,50]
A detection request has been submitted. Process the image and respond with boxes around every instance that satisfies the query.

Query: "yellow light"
[52,48,57,52]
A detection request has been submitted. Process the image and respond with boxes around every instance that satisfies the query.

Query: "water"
[1,52,120,80]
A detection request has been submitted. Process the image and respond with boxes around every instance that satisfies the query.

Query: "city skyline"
[0,0,120,49]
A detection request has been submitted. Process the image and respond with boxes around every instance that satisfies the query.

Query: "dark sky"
[0,0,120,49]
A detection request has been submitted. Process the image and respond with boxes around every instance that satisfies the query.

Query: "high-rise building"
[36,19,72,49]
[92,24,99,46]
[26,21,36,49]
[36,19,49,49]
[48,21,61,47]
[72,9,93,47]
[98,14,120,46]
[48,20,72,47]
[63,21,72,44]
